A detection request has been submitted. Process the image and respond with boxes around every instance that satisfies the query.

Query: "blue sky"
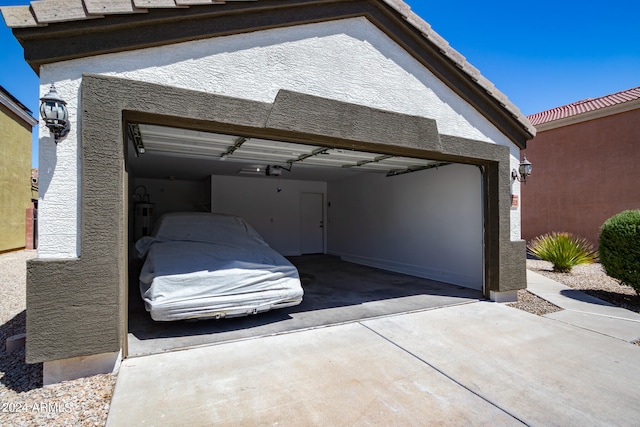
[1,0,639,168]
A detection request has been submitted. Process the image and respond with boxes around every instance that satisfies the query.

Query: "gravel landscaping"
[2,250,638,425]
[526,259,640,314]
[507,289,563,316]
[508,260,640,319]
[0,250,116,427]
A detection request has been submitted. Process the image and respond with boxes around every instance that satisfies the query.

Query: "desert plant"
[528,232,598,273]
[599,210,640,294]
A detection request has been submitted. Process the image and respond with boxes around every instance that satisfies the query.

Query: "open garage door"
[126,123,484,356]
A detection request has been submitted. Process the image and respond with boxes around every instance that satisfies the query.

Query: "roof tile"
[84,0,147,15]
[31,0,100,24]
[175,0,216,5]
[380,0,411,17]
[528,86,640,126]
[133,0,181,8]
[403,11,431,35]
[0,5,42,27]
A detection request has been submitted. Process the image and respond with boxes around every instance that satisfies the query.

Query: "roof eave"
[4,0,534,148]
[534,97,640,132]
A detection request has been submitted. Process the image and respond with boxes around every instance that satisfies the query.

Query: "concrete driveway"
[107,291,640,426]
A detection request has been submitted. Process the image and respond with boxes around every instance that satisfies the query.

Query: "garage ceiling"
[127,124,446,181]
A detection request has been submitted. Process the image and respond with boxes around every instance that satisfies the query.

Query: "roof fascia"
[0,90,38,127]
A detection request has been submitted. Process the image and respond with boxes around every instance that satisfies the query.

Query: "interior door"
[300,192,324,254]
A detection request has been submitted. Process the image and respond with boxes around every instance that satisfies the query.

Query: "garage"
[6,0,534,381]
[126,124,485,355]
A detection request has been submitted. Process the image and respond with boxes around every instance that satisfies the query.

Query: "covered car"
[135,212,303,321]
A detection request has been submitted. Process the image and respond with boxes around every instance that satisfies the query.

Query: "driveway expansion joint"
[358,320,528,426]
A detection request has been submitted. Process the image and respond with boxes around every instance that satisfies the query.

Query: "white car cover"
[136,212,303,321]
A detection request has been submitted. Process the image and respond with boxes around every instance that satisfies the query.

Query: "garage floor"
[127,255,482,356]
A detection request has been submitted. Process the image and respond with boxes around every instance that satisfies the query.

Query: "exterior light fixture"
[512,154,532,183]
[39,83,70,143]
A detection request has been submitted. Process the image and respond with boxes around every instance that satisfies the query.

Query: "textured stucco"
[509,146,522,240]
[26,74,130,363]
[0,105,33,252]
[37,18,522,256]
[36,82,81,258]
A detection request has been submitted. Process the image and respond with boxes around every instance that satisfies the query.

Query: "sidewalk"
[526,270,640,343]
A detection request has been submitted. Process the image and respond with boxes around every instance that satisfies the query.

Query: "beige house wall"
[0,104,33,252]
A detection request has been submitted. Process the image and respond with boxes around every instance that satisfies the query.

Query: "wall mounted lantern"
[40,83,70,143]
[512,154,532,183]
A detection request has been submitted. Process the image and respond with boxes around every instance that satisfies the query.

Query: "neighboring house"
[0,85,38,253]
[523,86,640,247]
[2,0,534,383]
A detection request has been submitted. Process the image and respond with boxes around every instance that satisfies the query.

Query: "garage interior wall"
[134,177,211,220]
[328,164,483,290]
[211,175,327,256]
[209,163,483,290]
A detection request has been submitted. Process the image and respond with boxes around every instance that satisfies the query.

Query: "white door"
[300,192,324,254]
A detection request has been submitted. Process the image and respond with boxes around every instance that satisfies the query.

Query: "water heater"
[134,203,154,241]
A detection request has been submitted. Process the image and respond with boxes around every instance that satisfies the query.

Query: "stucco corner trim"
[499,239,527,293]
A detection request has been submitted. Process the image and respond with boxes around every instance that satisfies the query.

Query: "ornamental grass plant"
[527,232,598,273]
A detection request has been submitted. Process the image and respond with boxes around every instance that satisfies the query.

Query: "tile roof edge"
[380,0,534,138]
[528,86,640,127]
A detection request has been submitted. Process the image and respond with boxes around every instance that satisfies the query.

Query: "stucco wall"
[37,17,522,258]
[328,164,483,289]
[522,108,640,247]
[0,105,33,252]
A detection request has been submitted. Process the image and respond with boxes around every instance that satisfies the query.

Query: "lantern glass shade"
[40,83,70,141]
[40,99,68,122]
[519,155,532,178]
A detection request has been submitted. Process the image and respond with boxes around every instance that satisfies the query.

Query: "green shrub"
[599,210,640,294]
[528,232,598,273]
